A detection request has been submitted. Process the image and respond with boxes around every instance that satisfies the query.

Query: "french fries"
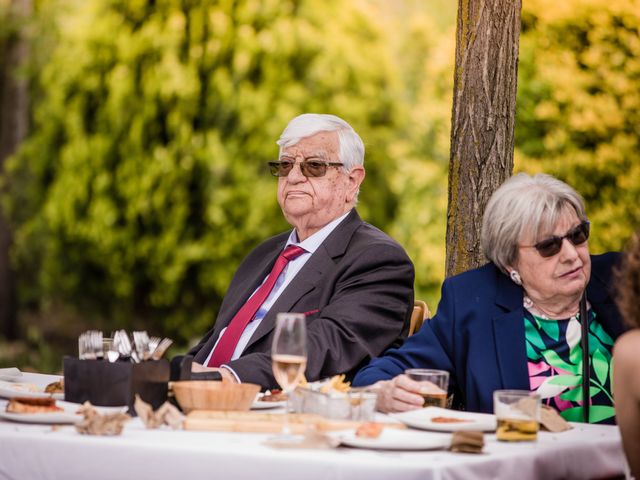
[318,374,351,394]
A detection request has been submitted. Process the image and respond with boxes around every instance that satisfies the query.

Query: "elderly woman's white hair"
[276,113,365,171]
[481,173,588,272]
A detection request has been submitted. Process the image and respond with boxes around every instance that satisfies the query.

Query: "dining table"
[0,371,630,480]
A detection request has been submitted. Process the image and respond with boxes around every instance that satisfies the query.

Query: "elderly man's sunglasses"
[268,158,344,178]
[522,221,590,257]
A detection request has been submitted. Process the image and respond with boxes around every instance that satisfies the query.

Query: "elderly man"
[189,113,414,389]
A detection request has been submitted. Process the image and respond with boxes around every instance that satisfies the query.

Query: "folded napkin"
[0,367,22,382]
[450,430,484,454]
[134,395,184,430]
[75,402,131,436]
[539,405,572,432]
[512,398,573,433]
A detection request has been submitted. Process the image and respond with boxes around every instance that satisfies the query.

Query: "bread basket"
[172,381,260,413]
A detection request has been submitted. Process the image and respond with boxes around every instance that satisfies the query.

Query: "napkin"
[75,402,131,436]
[134,395,184,430]
[0,367,22,382]
[513,399,573,433]
[449,430,484,454]
[539,405,572,432]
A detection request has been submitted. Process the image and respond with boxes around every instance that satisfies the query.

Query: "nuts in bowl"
[172,381,260,413]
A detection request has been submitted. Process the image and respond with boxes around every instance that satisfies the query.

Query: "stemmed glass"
[271,312,307,440]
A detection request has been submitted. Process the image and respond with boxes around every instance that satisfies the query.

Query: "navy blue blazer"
[353,253,626,413]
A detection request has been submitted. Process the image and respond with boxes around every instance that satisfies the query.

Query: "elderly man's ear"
[346,167,366,203]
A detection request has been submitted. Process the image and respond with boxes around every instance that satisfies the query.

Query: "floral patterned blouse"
[524,310,616,424]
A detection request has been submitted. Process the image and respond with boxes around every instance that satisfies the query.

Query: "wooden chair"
[408,299,431,336]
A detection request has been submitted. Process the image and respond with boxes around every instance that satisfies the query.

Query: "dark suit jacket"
[190,209,415,389]
[353,253,626,413]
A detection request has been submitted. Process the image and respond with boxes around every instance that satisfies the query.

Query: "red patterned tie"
[207,245,306,367]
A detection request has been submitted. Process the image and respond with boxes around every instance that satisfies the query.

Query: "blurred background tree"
[516,0,640,251]
[0,0,637,371]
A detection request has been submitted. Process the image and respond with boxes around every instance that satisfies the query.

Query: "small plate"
[0,379,64,400]
[392,407,497,432]
[251,392,287,410]
[334,428,451,450]
[0,400,128,425]
[0,368,22,382]
[251,400,287,410]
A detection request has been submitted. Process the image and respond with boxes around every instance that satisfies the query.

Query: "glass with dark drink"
[405,369,449,408]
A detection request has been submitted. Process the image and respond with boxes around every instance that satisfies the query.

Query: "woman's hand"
[373,374,426,413]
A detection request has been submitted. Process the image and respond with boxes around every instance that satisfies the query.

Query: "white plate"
[0,400,128,425]
[334,428,452,450]
[0,368,22,382]
[251,392,287,410]
[251,400,287,410]
[392,407,497,432]
[0,379,64,400]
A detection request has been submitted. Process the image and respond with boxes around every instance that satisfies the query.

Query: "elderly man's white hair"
[276,113,365,171]
[481,172,588,272]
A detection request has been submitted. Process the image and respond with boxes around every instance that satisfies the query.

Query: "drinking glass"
[405,368,449,408]
[494,389,541,441]
[271,312,307,439]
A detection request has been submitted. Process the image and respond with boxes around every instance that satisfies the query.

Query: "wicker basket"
[172,381,260,413]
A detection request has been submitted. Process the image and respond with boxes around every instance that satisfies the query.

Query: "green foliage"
[381,10,455,310]
[516,0,640,251]
[3,0,638,370]
[5,0,409,345]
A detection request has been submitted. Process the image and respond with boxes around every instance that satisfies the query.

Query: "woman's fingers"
[374,375,425,413]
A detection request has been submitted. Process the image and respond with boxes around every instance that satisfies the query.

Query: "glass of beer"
[405,369,449,408]
[494,390,541,442]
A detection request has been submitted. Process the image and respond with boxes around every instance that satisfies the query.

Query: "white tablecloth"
[0,372,628,480]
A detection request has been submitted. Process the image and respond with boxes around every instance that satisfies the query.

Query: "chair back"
[408,299,431,336]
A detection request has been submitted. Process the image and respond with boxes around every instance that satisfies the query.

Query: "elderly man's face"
[514,206,591,307]
[277,131,364,241]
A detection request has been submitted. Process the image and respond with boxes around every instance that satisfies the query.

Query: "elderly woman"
[613,232,640,476]
[353,173,627,424]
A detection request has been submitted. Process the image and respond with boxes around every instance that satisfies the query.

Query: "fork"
[151,338,173,360]
[147,336,162,360]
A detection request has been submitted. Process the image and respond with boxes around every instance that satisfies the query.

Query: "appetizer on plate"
[44,379,64,395]
[6,397,63,414]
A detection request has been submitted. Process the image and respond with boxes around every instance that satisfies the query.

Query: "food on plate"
[261,389,288,402]
[6,396,63,414]
[355,422,384,438]
[318,374,351,394]
[431,416,473,424]
[44,379,64,394]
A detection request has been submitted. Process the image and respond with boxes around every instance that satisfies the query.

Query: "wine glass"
[271,312,307,440]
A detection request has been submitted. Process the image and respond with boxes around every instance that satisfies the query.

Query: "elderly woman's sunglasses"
[268,158,344,178]
[523,221,591,257]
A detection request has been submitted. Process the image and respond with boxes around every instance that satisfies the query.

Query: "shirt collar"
[285,210,351,254]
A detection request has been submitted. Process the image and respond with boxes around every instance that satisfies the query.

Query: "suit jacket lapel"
[243,209,362,351]
[492,269,530,390]
[194,238,287,362]
[246,250,326,349]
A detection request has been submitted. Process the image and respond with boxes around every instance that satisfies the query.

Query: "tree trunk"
[0,0,30,340]
[446,0,522,277]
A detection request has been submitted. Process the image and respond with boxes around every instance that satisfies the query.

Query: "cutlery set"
[78,330,172,363]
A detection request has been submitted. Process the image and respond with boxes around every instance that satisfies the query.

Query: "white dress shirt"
[202,211,351,374]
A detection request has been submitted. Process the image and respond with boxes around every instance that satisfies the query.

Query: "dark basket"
[63,356,170,414]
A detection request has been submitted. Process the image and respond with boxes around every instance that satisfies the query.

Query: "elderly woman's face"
[514,207,591,304]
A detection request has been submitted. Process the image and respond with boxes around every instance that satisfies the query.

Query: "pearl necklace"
[523,295,580,321]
